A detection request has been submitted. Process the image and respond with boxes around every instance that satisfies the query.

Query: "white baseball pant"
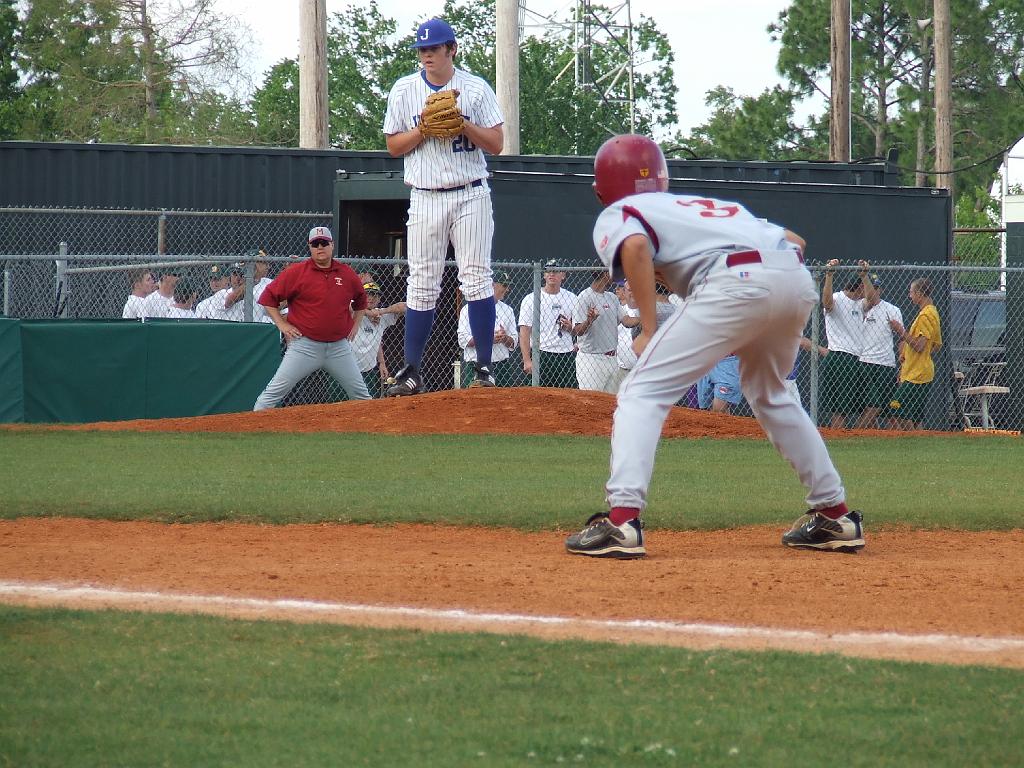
[608,251,845,511]
[576,352,620,393]
[405,184,494,310]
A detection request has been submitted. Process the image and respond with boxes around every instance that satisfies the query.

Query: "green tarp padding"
[11,320,281,424]
[0,318,23,422]
[143,320,281,419]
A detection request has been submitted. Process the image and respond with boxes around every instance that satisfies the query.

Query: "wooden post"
[299,0,329,149]
[495,0,520,155]
[933,0,953,195]
[829,0,851,162]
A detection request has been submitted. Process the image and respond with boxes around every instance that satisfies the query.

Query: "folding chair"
[959,361,1010,430]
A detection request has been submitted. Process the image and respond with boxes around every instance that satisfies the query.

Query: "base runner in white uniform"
[565,135,865,559]
[382,17,504,395]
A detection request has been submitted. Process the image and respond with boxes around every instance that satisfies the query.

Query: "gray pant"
[253,336,370,411]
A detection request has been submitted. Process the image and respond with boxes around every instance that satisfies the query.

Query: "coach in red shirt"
[253,226,371,410]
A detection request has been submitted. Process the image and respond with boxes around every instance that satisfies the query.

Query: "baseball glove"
[419,90,464,140]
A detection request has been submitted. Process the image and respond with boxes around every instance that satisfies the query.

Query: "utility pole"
[829,0,851,162]
[933,0,953,195]
[496,0,520,155]
[299,0,329,149]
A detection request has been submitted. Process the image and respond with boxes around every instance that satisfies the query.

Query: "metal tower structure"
[521,0,637,133]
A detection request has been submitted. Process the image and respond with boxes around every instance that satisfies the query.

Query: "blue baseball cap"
[412,18,456,48]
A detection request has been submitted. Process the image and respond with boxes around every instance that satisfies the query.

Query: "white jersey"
[206,288,243,322]
[459,300,517,363]
[860,299,902,366]
[824,292,864,356]
[573,287,626,354]
[166,306,196,319]
[383,68,503,189]
[616,306,640,370]
[194,294,219,320]
[518,289,578,354]
[253,277,273,323]
[141,290,174,319]
[352,312,399,373]
[122,294,147,319]
[593,192,797,299]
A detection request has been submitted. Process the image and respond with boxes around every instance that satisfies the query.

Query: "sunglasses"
[309,239,331,248]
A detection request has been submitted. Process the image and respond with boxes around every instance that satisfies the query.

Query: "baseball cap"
[208,264,226,278]
[363,281,381,293]
[493,272,511,285]
[543,259,562,271]
[869,273,882,287]
[308,226,333,243]
[412,18,456,48]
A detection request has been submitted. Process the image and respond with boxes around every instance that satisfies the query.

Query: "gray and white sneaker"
[782,510,865,552]
[565,513,646,559]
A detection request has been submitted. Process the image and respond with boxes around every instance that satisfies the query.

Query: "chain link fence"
[1,207,1020,431]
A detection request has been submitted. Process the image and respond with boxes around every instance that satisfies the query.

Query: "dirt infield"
[3,389,1022,667]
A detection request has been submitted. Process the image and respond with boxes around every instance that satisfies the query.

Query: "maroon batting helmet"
[593,134,670,206]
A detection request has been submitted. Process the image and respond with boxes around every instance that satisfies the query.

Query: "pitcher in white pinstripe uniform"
[382,17,504,396]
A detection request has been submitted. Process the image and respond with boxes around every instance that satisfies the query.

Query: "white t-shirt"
[459,300,518,363]
[206,288,244,322]
[253,277,273,323]
[860,299,903,366]
[616,306,640,369]
[573,287,626,355]
[166,306,196,319]
[352,312,400,373]
[141,290,174,319]
[518,289,578,354]
[592,192,797,299]
[122,294,147,319]
[824,291,864,356]
[383,68,503,189]
[194,294,220,320]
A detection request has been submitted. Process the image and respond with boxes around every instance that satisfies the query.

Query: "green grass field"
[2,429,1022,766]
[1,430,1021,529]
[2,607,1022,768]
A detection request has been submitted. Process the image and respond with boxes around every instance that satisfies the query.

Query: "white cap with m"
[308,226,333,242]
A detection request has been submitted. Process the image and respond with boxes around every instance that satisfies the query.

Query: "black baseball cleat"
[565,513,646,559]
[468,362,496,388]
[385,364,424,397]
[782,510,865,552]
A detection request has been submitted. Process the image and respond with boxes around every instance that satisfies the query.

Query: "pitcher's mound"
[66,388,768,438]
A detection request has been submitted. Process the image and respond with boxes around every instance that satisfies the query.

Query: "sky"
[217,0,802,137]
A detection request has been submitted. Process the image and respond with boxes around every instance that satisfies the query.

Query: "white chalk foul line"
[2,580,1023,657]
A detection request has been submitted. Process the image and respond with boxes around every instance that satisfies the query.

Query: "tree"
[250,1,406,150]
[763,0,1024,224]
[0,0,23,138]
[670,85,826,161]
[12,0,255,143]
[248,0,678,155]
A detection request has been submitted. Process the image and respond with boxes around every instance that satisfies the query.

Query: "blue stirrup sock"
[467,297,496,367]
[403,307,435,369]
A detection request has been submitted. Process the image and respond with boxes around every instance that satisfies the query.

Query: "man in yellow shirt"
[888,277,942,429]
